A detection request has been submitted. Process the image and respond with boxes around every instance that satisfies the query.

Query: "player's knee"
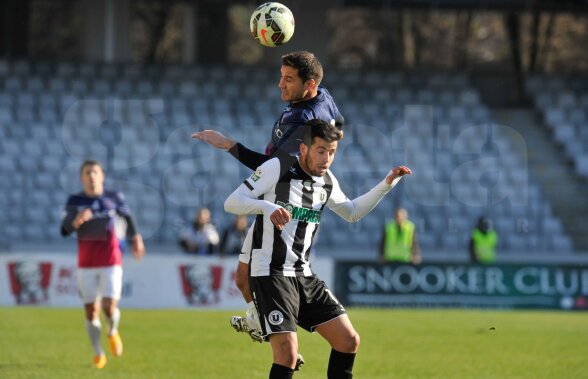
[85,309,98,321]
[274,340,298,367]
[342,331,360,353]
[351,332,360,352]
[101,299,117,317]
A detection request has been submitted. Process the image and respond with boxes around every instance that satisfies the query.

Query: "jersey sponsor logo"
[268,310,284,325]
[277,201,321,224]
[250,168,263,182]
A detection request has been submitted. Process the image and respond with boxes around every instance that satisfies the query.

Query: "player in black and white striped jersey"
[224,119,411,379]
[192,51,344,351]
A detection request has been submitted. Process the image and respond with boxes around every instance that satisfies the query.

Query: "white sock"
[105,308,121,336]
[245,301,261,331]
[85,318,103,355]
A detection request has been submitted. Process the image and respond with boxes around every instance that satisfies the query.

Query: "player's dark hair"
[282,51,323,85]
[303,119,344,147]
[80,159,104,174]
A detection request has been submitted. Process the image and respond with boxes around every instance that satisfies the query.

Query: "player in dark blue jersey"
[61,160,145,369]
[193,51,342,359]
[193,51,344,170]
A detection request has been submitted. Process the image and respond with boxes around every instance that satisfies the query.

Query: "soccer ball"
[250,2,295,47]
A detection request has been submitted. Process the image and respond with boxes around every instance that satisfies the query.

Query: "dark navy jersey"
[265,86,344,155]
[61,190,134,268]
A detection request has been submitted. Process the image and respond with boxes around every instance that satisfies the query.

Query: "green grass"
[0,307,587,378]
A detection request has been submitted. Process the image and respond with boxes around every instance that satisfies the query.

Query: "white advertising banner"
[0,253,334,309]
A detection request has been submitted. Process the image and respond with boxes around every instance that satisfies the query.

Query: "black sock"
[327,349,356,379]
[269,363,295,379]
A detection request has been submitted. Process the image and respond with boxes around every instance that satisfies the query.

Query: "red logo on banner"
[7,261,53,304]
[179,264,223,305]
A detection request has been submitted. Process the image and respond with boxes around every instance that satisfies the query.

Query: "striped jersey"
[225,154,398,277]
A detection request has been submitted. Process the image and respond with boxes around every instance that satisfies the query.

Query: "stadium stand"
[525,75,588,179]
[0,59,577,258]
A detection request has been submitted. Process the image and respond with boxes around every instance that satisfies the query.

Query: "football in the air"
[250,2,295,47]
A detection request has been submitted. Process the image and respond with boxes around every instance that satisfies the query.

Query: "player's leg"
[250,276,300,377]
[78,268,107,368]
[299,275,358,379]
[100,265,124,357]
[268,332,298,378]
[230,258,264,342]
[315,315,359,379]
[235,260,252,302]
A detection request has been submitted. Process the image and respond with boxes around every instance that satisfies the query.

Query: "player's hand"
[270,208,292,231]
[73,208,93,229]
[385,165,412,184]
[191,130,236,151]
[131,234,145,261]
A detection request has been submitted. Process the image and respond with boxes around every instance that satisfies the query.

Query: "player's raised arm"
[385,165,412,185]
[224,158,283,217]
[327,165,412,223]
[192,130,269,170]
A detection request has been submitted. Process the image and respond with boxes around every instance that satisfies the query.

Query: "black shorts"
[249,274,346,338]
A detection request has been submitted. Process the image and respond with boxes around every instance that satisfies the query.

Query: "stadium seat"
[550,234,574,252]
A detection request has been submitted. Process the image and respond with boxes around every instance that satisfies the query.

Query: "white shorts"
[77,266,123,304]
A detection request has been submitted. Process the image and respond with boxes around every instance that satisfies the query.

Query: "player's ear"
[299,142,308,157]
[304,78,316,91]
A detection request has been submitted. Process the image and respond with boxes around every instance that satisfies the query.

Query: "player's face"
[300,138,338,177]
[279,65,313,103]
[80,164,105,196]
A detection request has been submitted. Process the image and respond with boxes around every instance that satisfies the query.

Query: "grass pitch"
[0,307,586,379]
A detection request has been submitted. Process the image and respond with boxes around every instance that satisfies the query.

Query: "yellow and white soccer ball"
[250,2,295,47]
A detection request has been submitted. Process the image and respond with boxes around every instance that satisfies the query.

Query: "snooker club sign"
[334,262,588,310]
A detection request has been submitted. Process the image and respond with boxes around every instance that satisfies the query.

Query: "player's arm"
[192,130,269,170]
[115,192,145,260]
[327,166,412,223]
[224,158,291,230]
[228,143,270,170]
[60,198,92,236]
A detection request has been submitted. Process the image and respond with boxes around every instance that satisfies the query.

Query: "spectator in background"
[469,216,498,264]
[379,207,421,264]
[219,215,249,257]
[179,207,219,255]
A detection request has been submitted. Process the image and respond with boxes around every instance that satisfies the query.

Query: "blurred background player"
[192,50,344,349]
[469,216,499,264]
[224,119,412,378]
[379,207,422,264]
[61,160,145,369]
[178,207,220,255]
[219,215,249,256]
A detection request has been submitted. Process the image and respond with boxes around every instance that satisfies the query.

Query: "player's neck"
[292,89,318,104]
[83,188,104,197]
[297,156,318,178]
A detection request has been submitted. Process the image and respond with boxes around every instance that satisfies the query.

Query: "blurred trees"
[325,7,588,74]
[6,0,588,75]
